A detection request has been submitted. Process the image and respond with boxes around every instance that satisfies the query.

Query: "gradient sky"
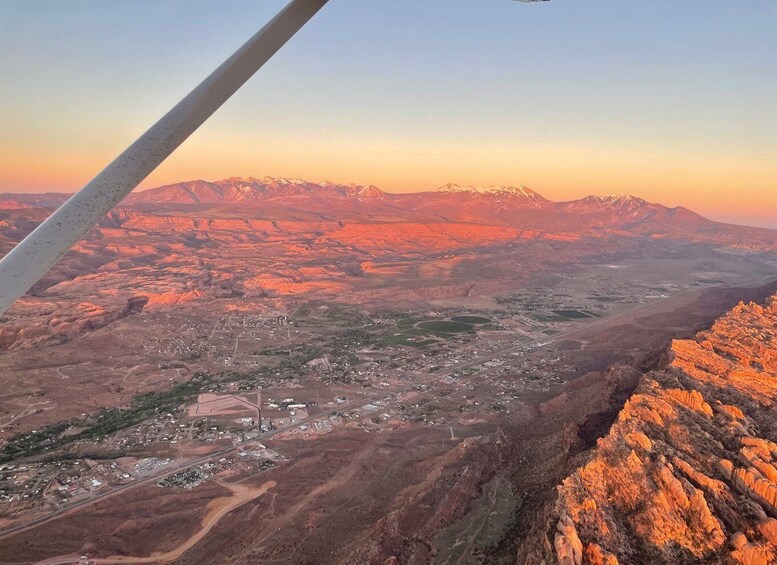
[1,0,775,227]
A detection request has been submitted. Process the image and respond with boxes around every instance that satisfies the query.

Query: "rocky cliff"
[539,295,777,564]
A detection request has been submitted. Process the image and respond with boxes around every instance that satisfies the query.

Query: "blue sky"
[1,0,775,226]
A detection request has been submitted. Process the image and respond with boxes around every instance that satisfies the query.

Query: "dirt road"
[88,479,276,564]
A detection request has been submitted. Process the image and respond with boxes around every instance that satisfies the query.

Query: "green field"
[401,328,429,336]
[451,315,491,324]
[384,319,479,347]
[530,313,566,322]
[384,331,438,348]
[417,320,473,333]
[291,301,373,328]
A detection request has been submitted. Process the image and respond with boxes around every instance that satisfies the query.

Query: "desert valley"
[0,177,775,564]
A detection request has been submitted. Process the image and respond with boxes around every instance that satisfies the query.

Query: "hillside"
[526,294,777,564]
[2,177,776,251]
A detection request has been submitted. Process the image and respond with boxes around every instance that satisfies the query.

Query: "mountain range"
[0,176,694,215]
[2,176,774,252]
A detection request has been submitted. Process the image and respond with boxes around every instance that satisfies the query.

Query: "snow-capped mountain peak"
[437,183,549,207]
[437,183,479,194]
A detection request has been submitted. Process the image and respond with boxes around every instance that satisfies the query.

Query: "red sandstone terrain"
[519,295,777,564]
[1,177,775,354]
[0,178,775,564]
[3,177,776,247]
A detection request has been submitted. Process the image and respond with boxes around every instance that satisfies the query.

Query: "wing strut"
[0,0,329,316]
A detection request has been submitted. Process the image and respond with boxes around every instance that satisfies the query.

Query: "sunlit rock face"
[548,296,777,564]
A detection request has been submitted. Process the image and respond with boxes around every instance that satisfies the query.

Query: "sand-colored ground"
[186,392,260,418]
[90,479,276,564]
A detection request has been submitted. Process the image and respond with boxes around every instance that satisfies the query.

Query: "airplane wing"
[0,0,329,316]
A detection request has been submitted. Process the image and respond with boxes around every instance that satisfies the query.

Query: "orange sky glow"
[1,1,775,228]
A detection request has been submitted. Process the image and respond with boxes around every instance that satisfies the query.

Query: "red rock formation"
[543,295,777,564]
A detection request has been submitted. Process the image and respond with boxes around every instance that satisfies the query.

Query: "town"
[0,265,731,529]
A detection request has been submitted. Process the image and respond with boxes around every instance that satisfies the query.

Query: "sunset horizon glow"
[1,0,775,228]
